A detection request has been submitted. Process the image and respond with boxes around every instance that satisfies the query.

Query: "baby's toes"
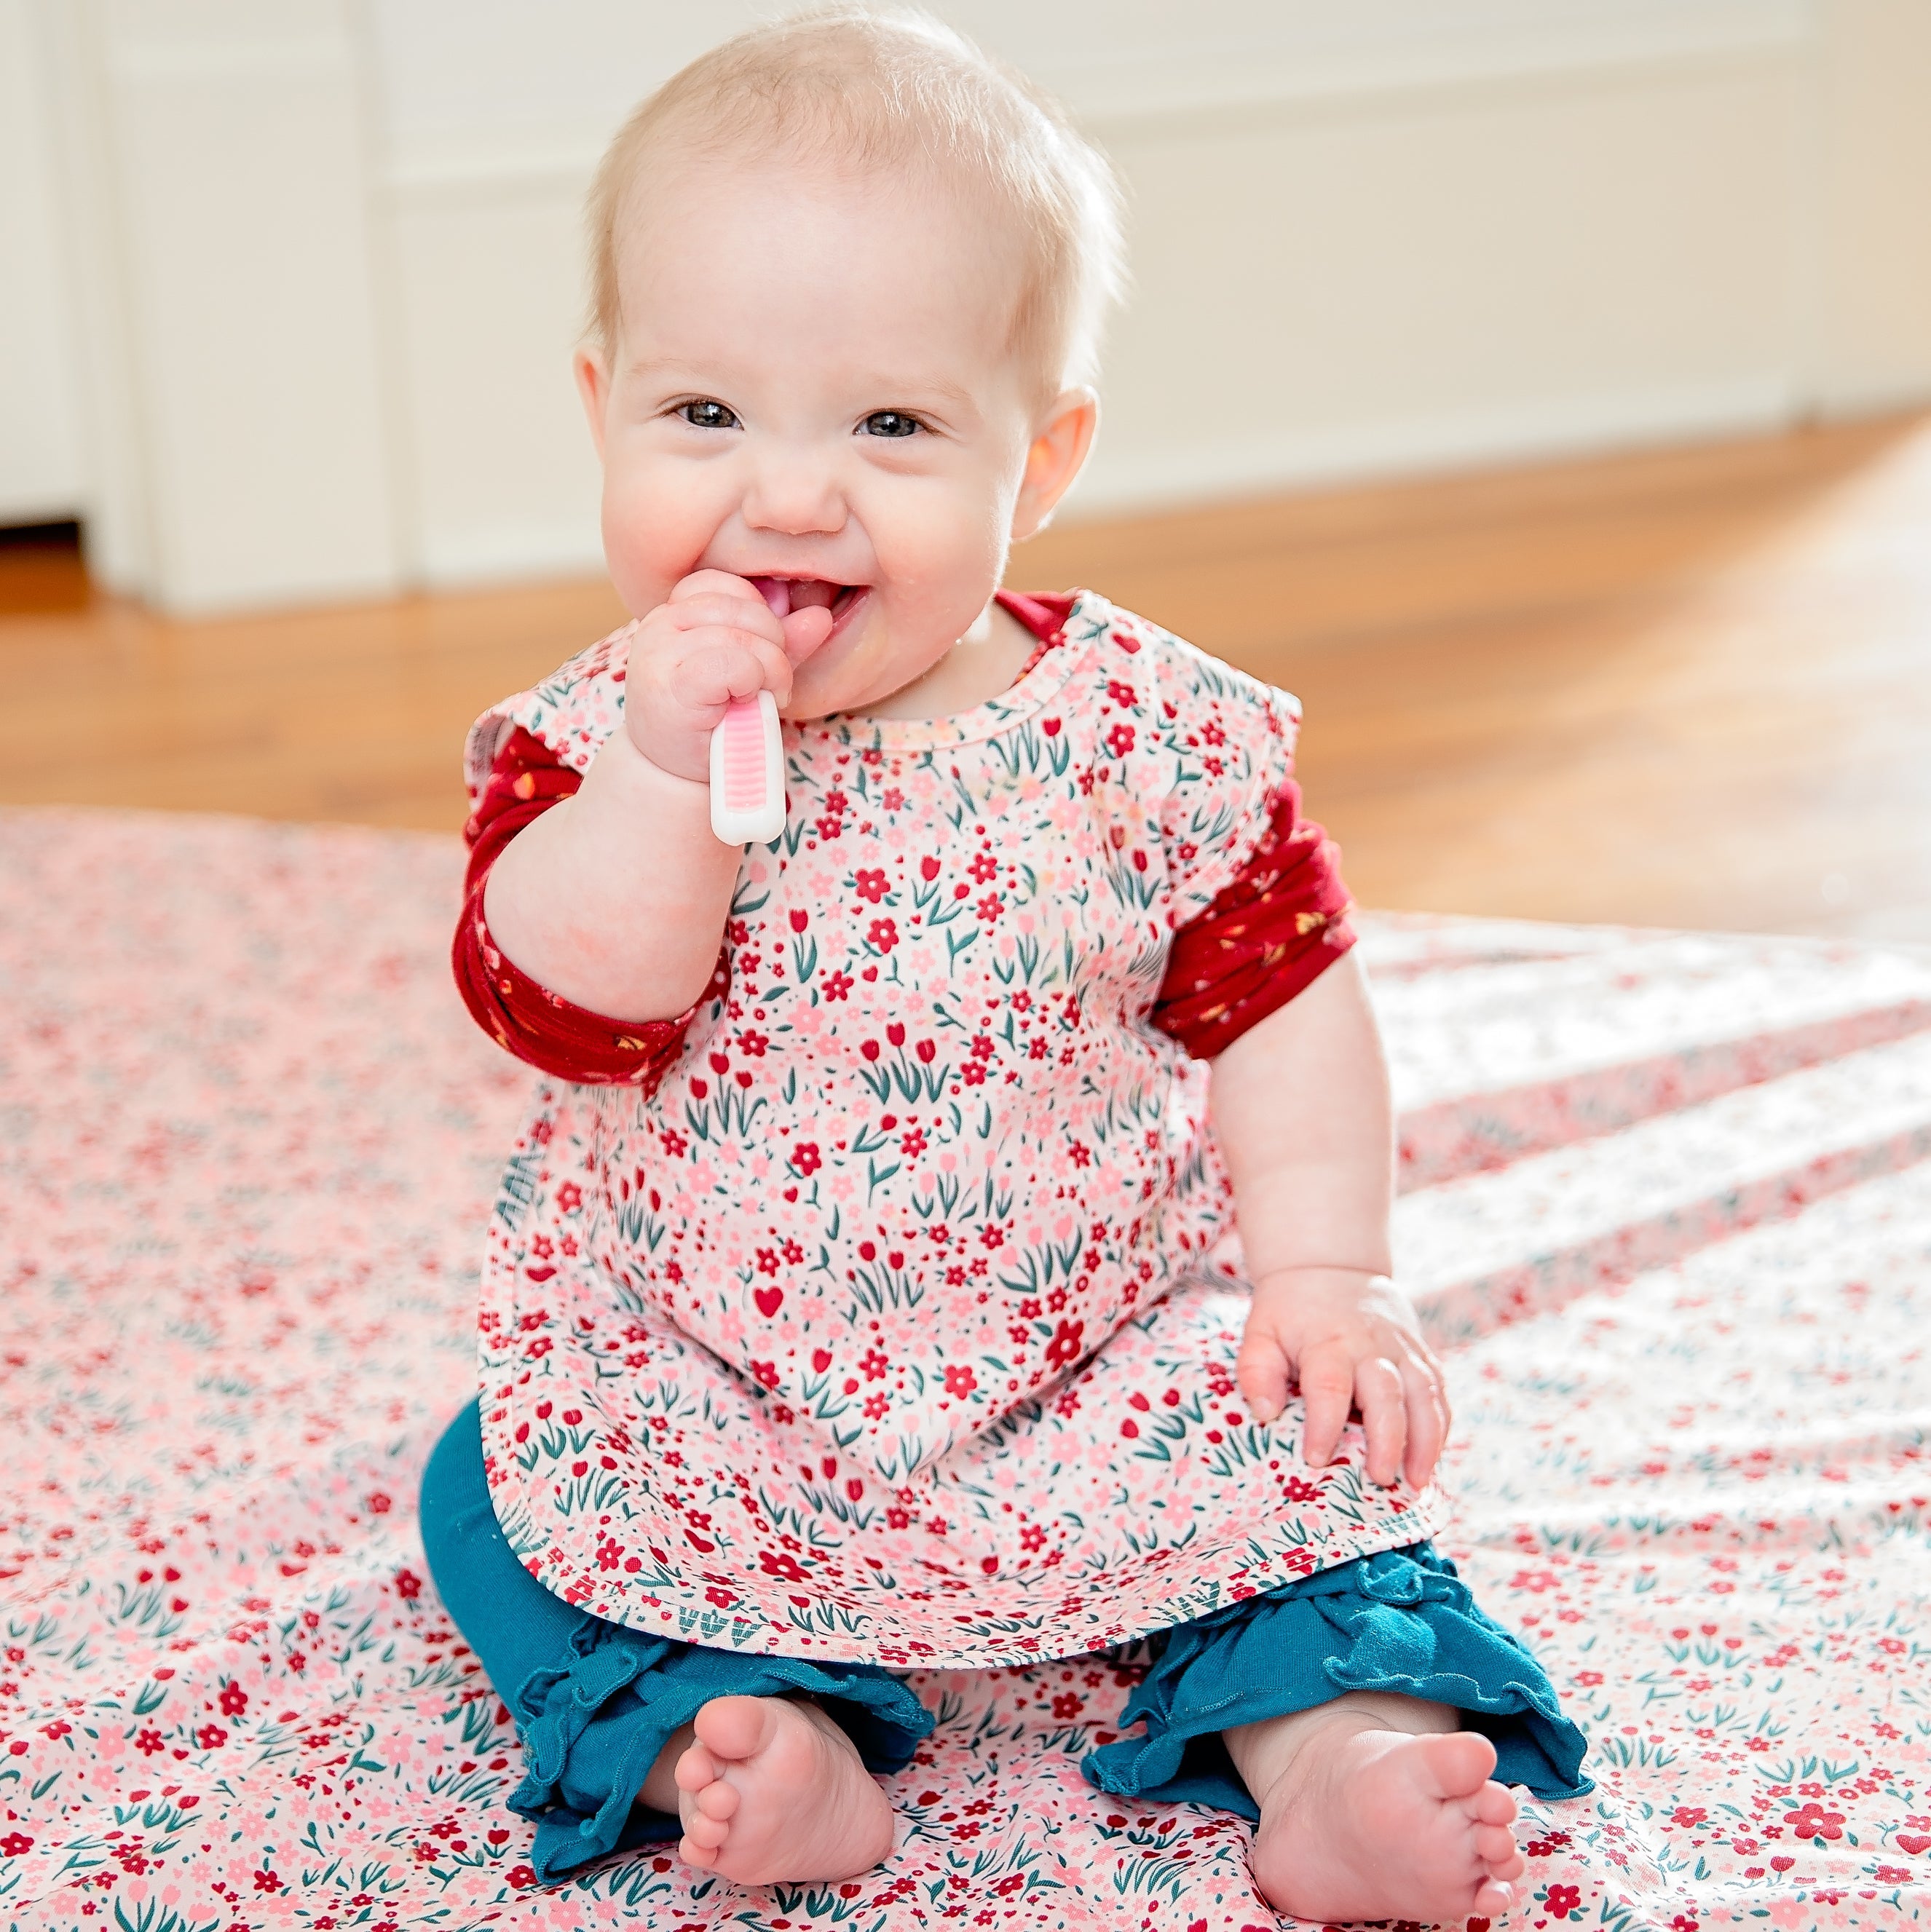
[682,1805,731,1853]
[674,1741,720,1795]
[1473,1779,1518,1826]
[1474,1873,1521,1917]
[1477,1816,1523,1862]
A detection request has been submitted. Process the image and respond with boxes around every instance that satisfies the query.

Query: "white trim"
[416,521,607,590]
[1056,3,1814,131]
[1056,379,1807,522]
[376,6,1814,202]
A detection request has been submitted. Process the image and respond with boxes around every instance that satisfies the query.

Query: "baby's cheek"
[601,456,718,616]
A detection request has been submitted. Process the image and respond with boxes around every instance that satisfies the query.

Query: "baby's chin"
[783,627,953,724]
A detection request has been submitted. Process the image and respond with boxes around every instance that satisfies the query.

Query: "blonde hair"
[585,6,1126,403]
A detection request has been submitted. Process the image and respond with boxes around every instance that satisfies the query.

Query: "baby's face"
[583,151,1072,719]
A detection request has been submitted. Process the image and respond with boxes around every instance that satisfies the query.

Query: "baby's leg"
[640,1695,895,1885]
[1225,1690,1525,1924]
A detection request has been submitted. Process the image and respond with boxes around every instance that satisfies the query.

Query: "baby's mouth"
[748,575,865,623]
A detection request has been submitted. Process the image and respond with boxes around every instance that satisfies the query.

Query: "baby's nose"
[742,454,845,537]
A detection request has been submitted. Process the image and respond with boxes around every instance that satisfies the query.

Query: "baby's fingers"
[1234,1317,1291,1428]
[669,635,797,713]
[1295,1342,1356,1469]
[1400,1347,1450,1489]
[1354,1355,1408,1487]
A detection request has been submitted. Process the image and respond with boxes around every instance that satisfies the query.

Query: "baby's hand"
[1236,1267,1450,1489]
[623,570,835,783]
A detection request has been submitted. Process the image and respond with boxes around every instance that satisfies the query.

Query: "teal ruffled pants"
[421,1398,1590,1882]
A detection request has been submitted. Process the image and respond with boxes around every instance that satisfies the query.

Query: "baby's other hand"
[1236,1267,1450,1489]
[623,571,835,783]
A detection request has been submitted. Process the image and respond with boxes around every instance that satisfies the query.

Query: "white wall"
[0,0,90,523]
[20,0,1931,612]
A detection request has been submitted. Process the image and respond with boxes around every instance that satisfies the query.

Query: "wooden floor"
[5,411,1930,943]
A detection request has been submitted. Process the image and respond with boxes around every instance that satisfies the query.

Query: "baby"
[419,8,1589,1924]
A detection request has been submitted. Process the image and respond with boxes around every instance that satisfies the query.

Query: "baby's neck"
[854,598,1035,723]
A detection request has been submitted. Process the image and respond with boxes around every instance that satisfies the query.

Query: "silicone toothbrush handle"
[709,689,786,844]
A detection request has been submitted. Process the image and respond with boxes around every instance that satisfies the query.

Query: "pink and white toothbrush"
[708,574,800,846]
[708,689,785,845]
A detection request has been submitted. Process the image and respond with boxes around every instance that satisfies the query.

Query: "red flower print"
[866,917,898,951]
[759,1550,810,1584]
[739,1032,767,1056]
[1106,679,1136,707]
[706,1585,738,1607]
[507,1864,536,1889]
[853,868,888,903]
[394,1567,422,1601]
[915,1038,936,1062]
[1544,1883,1581,1920]
[1785,1802,1845,1840]
[822,969,853,1000]
[790,1142,821,1175]
[1,1833,32,1856]
[976,893,1003,922]
[1105,722,1135,758]
[943,1365,978,1399]
[789,908,809,931]
[749,1360,776,1388]
[218,1681,248,1717]
[135,1727,164,1756]
[888,1021,905,1046]
[553,1181,582,1213]
[861,1348,889,1380]
[1045,1319,1085,1369]
[968,852,999,884]
[196,1724,227,1749]
[1051,1693,1083,1719]
[1673,1807,1707,1829]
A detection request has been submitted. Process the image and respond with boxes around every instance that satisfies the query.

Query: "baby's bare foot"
[671,1694,894,1886]
[1248,1718,1525,1924]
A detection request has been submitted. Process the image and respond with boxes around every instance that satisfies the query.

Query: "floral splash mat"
[1,805,1927,1931]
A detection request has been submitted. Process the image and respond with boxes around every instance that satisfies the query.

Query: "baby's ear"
[1011,389,1098,542]
[574,348,612,459]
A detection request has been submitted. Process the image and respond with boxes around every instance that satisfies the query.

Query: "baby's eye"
[678,399,739,430]
[859,410,924,439]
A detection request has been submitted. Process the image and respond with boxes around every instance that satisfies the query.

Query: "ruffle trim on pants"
[1081,1542,1592,1819]
[506,1617,935,1881]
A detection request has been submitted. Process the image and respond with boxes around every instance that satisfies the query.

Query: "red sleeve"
[1150,780,1356,1059]
[451,726,722,1088]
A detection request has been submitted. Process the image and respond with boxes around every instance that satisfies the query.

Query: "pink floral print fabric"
[462,593,1429,1666]
[3,809,1930,1929]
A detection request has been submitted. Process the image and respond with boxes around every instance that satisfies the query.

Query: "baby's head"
[576,7,1124,718]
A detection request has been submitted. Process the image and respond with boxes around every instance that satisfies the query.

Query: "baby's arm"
[483,571,829,1021]
[1209,951,1450,1489]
